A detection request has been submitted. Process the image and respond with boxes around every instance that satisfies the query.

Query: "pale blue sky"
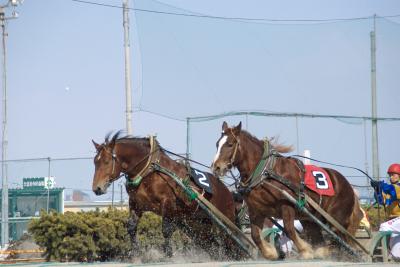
[1,0,400,199]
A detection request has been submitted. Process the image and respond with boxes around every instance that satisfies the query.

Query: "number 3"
[312,171,329,189]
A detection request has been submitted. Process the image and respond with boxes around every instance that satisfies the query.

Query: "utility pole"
[370,15,380,182]
[186,118,190,160]
[123,0,133,135]
[0,8,8,248]
[120,182,123,210]
[1,0,21,248]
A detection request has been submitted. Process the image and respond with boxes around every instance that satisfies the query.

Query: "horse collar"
[125,135,159,188]
[239,140,276,192]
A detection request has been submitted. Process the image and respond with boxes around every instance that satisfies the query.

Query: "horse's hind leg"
[302,221,329,258]
[282,205,313,259]
[250,215,278,260]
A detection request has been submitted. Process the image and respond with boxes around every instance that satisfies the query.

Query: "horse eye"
[227,143,234,147]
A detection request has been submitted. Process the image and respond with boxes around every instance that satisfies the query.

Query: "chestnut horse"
[211,122,363,260]
[91,131,242,259]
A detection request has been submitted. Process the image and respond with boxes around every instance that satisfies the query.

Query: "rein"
[290,155,374,181]
[290,154,385,224]
[162,148,211,170]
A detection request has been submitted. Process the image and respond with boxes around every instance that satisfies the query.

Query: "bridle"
[229,129,241,167]
[224,129,240,169]
[98,145,123,182]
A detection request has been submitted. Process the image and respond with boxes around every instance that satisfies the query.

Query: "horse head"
[211,121,293,179]
[211,121,242,177]
[92,131,124,195]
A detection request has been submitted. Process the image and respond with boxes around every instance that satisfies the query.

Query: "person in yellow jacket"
[371,163,400,261]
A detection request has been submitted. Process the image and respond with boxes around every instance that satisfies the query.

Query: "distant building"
[0,177,64,242]
[64,201,128,213]
[71,190,91,201]
[0,177,132,241]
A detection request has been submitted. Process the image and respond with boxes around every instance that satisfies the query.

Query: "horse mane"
[240,130,263,147]
[119,136,162,149]
[105,131,162,149]
[105,130,124,144]
[240,129,293,154]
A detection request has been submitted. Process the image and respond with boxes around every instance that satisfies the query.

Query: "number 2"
[194,169,210,187]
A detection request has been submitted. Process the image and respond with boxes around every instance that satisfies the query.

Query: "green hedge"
[28,208,133,262]
[28,205,386,262]
[28,208,192,262]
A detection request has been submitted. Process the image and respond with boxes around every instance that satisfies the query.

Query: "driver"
[371,163,400,261]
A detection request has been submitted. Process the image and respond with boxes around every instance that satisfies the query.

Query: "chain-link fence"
[2,156,129,204]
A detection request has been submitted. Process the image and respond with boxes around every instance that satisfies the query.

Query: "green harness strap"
[240,140,272,189]
[240,139,306,209]
[125,135,158,188]
[152,163,198,201]
[125,175,143,187]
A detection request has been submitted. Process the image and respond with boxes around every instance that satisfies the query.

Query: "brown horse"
[91,131,242,260]
[211,122,363,260]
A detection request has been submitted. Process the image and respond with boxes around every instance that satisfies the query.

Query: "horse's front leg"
[127,210,140,255]
[250,215,279,260]
[282,204,313,259]
[161,216,175,258]
[161,199,176,258]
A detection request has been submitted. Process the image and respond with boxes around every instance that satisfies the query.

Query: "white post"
[370,15,380,181]
[123,0,133,135]
[303,150,311,165]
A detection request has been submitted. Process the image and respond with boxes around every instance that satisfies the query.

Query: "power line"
[1,156,92,163]
[186,110,400,123]
[71,0,400,24]
[134,107,186,122]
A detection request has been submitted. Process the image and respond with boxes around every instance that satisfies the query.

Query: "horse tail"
[269,137,294,153]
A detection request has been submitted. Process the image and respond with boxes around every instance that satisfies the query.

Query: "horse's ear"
[109,137,116,149]
[222,121,228,132]
[108,130,121,148]
[92,140,101,151]
[234,121,242,133]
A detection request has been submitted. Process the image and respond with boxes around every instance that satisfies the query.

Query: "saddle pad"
[190,168,213,194]
[304,165,335,196]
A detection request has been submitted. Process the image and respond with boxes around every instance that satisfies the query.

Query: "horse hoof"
[314,247,330,259]
[163,246,173,258]
[261,250,279,260]
[298,251,314,260]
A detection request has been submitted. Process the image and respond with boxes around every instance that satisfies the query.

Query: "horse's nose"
[94,187,103,195]
[213,166,220,175]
